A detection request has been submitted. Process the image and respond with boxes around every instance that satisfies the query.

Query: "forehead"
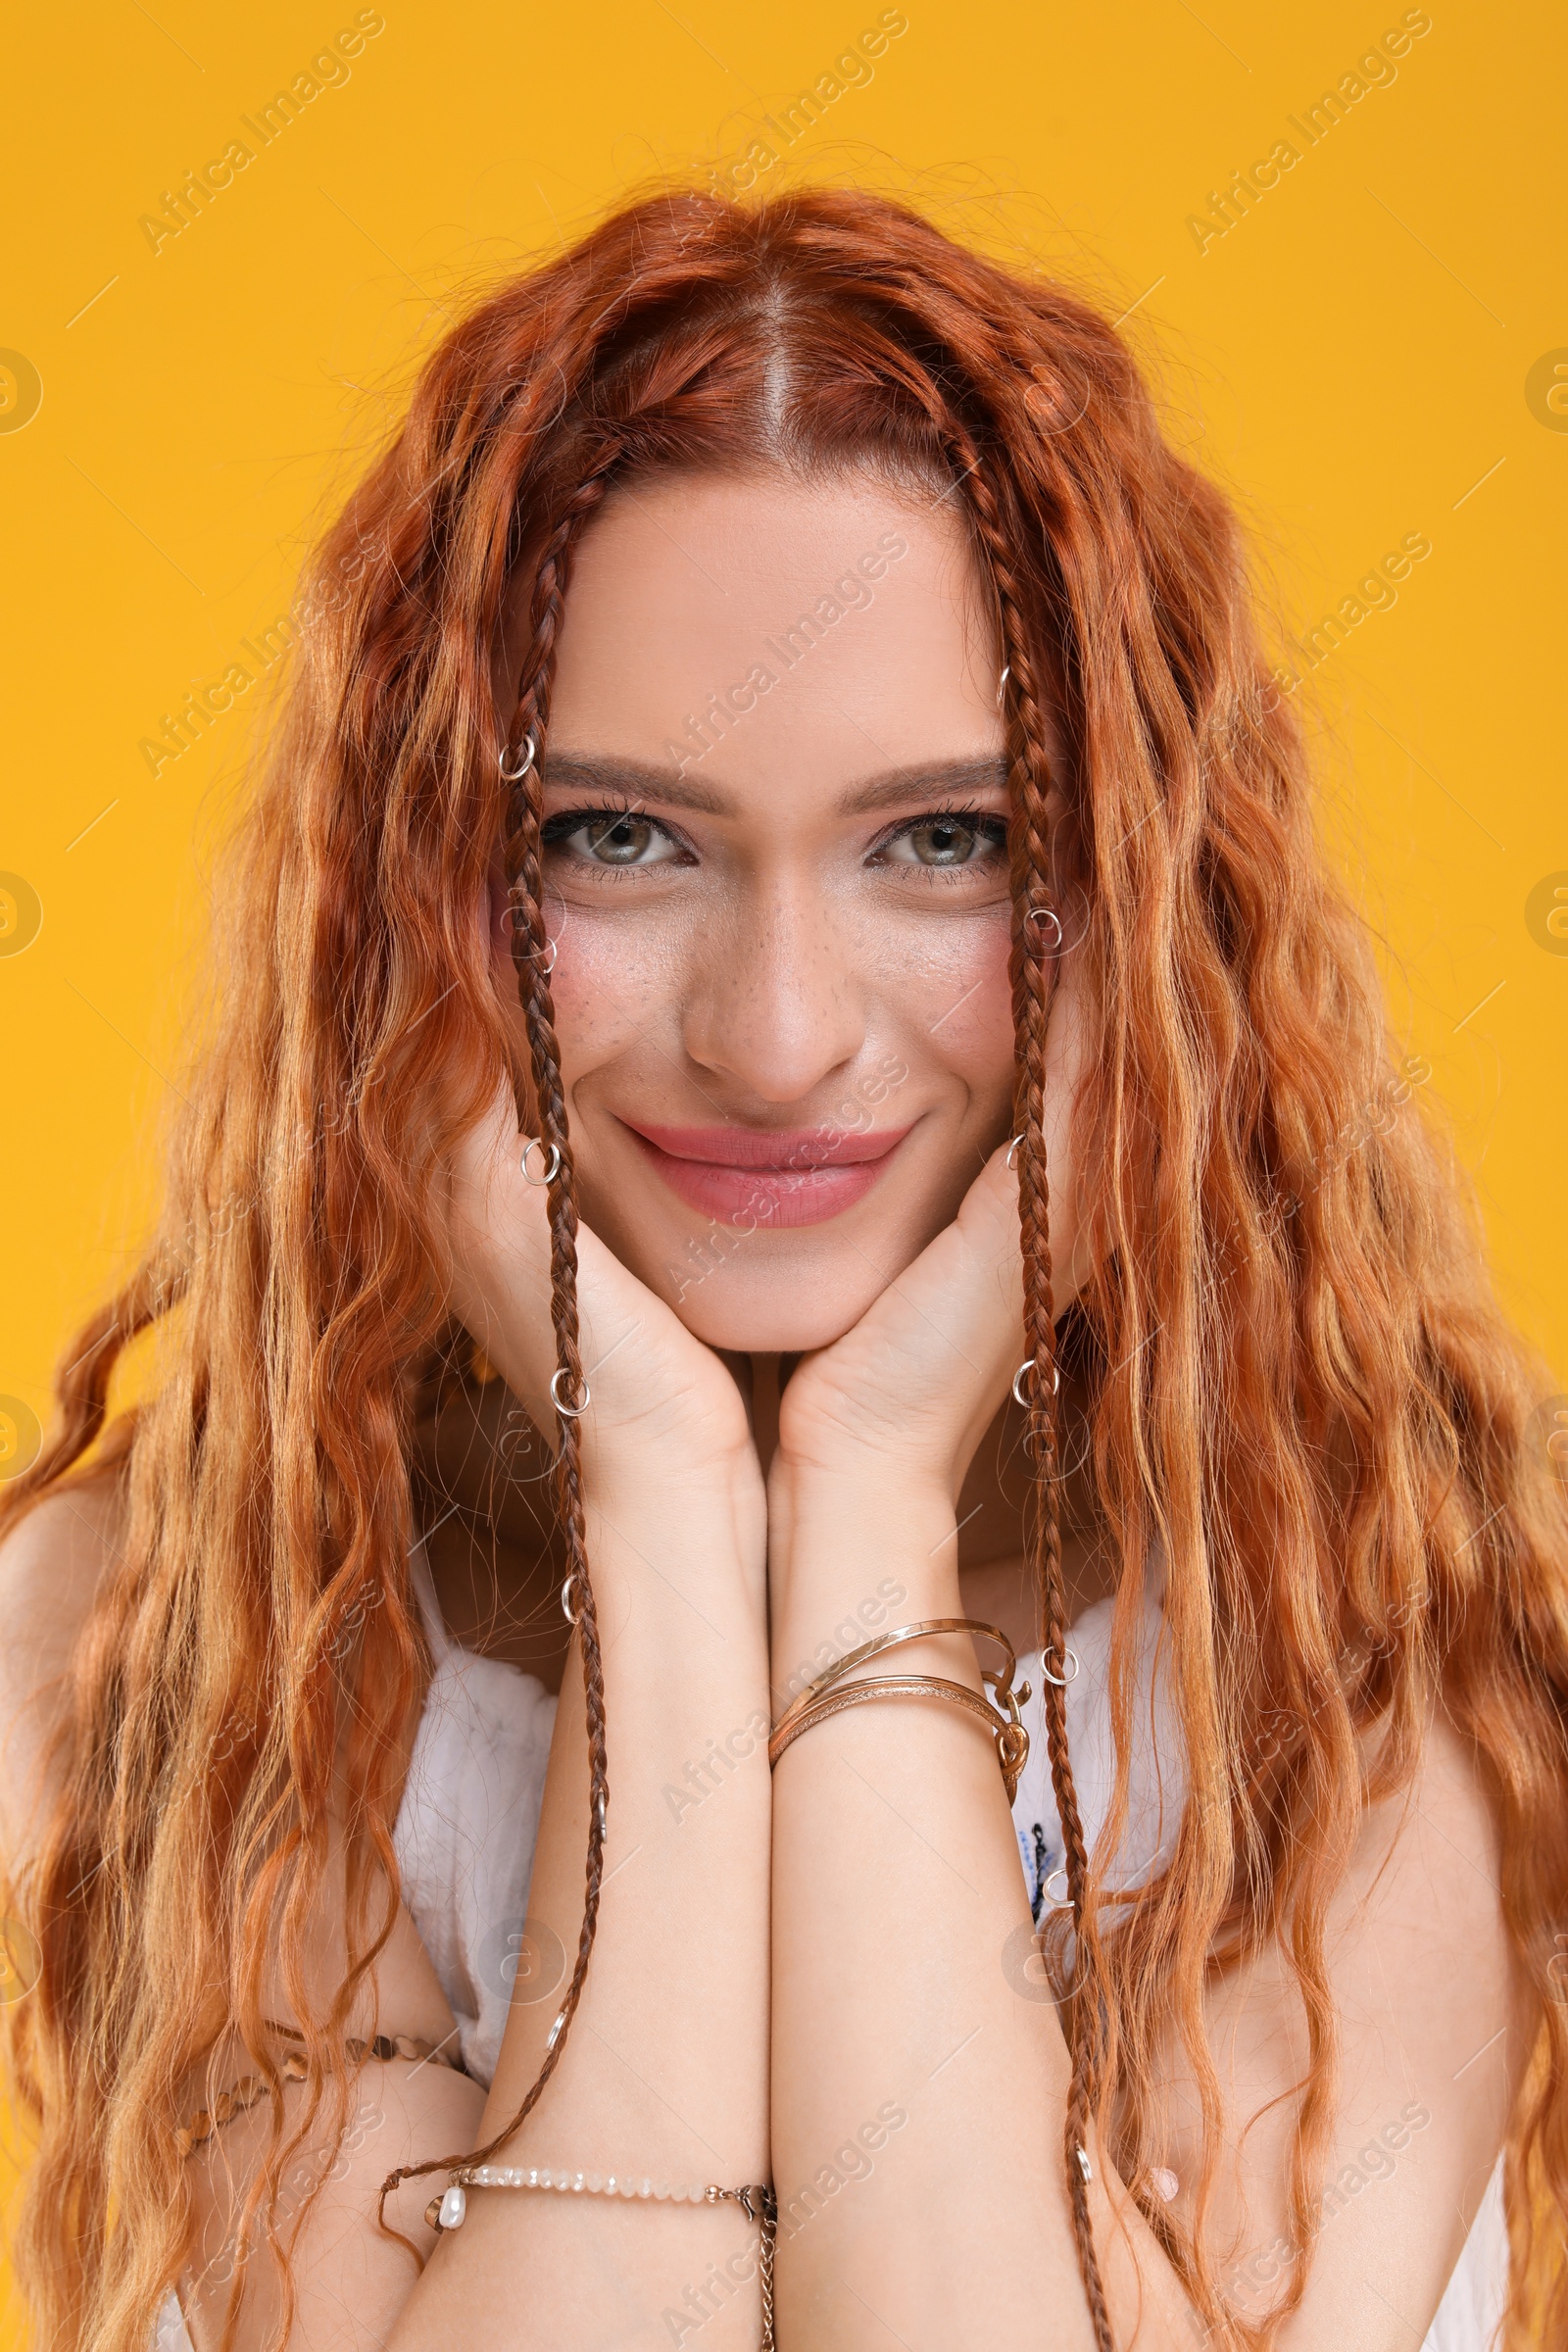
[540,467,1004,787]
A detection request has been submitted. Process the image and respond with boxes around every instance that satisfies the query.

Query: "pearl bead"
[1152,2167,1180,2203]
[570,2174,585,2191]
[437,2185,466,2230]
[637,2178,652,2198]
[653,2181,669,2200]
[619,2177,637,2197]
[587,2173,604,2192]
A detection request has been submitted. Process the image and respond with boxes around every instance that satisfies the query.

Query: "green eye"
[585,813,659,864]
[883,814,1006,868]
[543,808,682,867]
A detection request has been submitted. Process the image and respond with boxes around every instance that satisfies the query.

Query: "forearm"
[768,1473,1179,2351]
[390,1468,772,2351]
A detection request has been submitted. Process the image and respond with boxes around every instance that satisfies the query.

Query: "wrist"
[767,1468,960,1636]
[584,1459,767,1614]
[586,1430,763,1513]
[768,1456,956,1554]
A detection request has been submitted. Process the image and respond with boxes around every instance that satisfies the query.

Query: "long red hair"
[5,183,1567,2352]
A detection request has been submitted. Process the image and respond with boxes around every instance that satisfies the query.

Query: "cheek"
[544,915,682,1081]
[884,910,1015,1108]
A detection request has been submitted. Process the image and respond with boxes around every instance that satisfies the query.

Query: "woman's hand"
[400,1080,775,2352]
[439,1080,756,1499]
[773,1141,1026,1509]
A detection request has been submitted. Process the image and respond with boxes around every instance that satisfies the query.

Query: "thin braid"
[377,451,623,2239]
[957,439,1116,2352]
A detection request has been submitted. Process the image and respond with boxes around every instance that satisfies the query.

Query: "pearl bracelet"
[426,2163,779,2348]
[426,2165,766,2230]
[429,2154,780,2342]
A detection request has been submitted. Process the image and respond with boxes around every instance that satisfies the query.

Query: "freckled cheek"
[886,918,1015,1107]
[545,919,685,1082]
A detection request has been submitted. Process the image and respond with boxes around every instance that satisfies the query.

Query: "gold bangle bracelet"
[767,1617,1032,1801]
[775,1615,1027,1716]
[768,1671,1031,1801]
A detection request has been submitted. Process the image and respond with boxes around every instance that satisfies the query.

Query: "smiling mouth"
[620,1120,915,1229]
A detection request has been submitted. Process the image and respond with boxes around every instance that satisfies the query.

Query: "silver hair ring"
[1024,905,1063,953]
[1011,1358,1061,1408]
[997,662,1010,707]
[503,906,559,972]
[1041,1645,1079,1688]
[1006,1133,1026,1168]
[499,732,537,783]
[1044,1864,1070,1905]
[561,1575,578,1627]
[514,931,559,974]
[550,1366,590,1418]
[521,1138,561,1186]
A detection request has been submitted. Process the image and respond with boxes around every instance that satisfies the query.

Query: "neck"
[409,1350,1120,1689]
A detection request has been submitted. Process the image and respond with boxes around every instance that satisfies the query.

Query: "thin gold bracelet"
[173,2023,464,2157]
[767,1617,1031,1801]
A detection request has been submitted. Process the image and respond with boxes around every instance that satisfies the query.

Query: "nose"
[681,875,865,1106]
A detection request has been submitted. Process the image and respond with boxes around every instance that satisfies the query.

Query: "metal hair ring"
[1006,1133,1026,1169]
[1011,1357,1061,1407]
[1024,905,1063,953]
[1041,1645,1080,1688]
[520,1138,561,1186]
[1044,1863,1070,1906]
[561,1575,579,1627]
[503,906,559,974]
[499,732,537,783]
[550,1367,590,1418]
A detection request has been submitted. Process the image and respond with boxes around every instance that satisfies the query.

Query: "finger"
[444,1093,558,1429]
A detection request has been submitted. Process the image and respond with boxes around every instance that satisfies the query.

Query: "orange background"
[2,1,1564,2337]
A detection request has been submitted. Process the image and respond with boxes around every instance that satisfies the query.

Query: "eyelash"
[540,803,692,871]
[866,800,1008,873]
[540,800,1009,876]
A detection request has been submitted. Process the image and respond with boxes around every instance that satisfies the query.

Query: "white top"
[153,1548,1506,2349]
[391,1540,561,2082]
[1004,1573,1507,2352]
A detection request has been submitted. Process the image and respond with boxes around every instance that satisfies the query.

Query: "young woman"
[2,185,1564,2352]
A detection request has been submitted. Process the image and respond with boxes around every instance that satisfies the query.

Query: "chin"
[639,1235,903,1355]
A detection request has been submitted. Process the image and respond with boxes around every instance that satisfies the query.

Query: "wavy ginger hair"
[5,184,1568,2352]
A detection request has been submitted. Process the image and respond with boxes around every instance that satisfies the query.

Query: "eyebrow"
[541,752,1011,817]
[838,758,1009,814]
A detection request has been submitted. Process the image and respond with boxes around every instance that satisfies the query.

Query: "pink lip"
[622,1119,914,1229]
